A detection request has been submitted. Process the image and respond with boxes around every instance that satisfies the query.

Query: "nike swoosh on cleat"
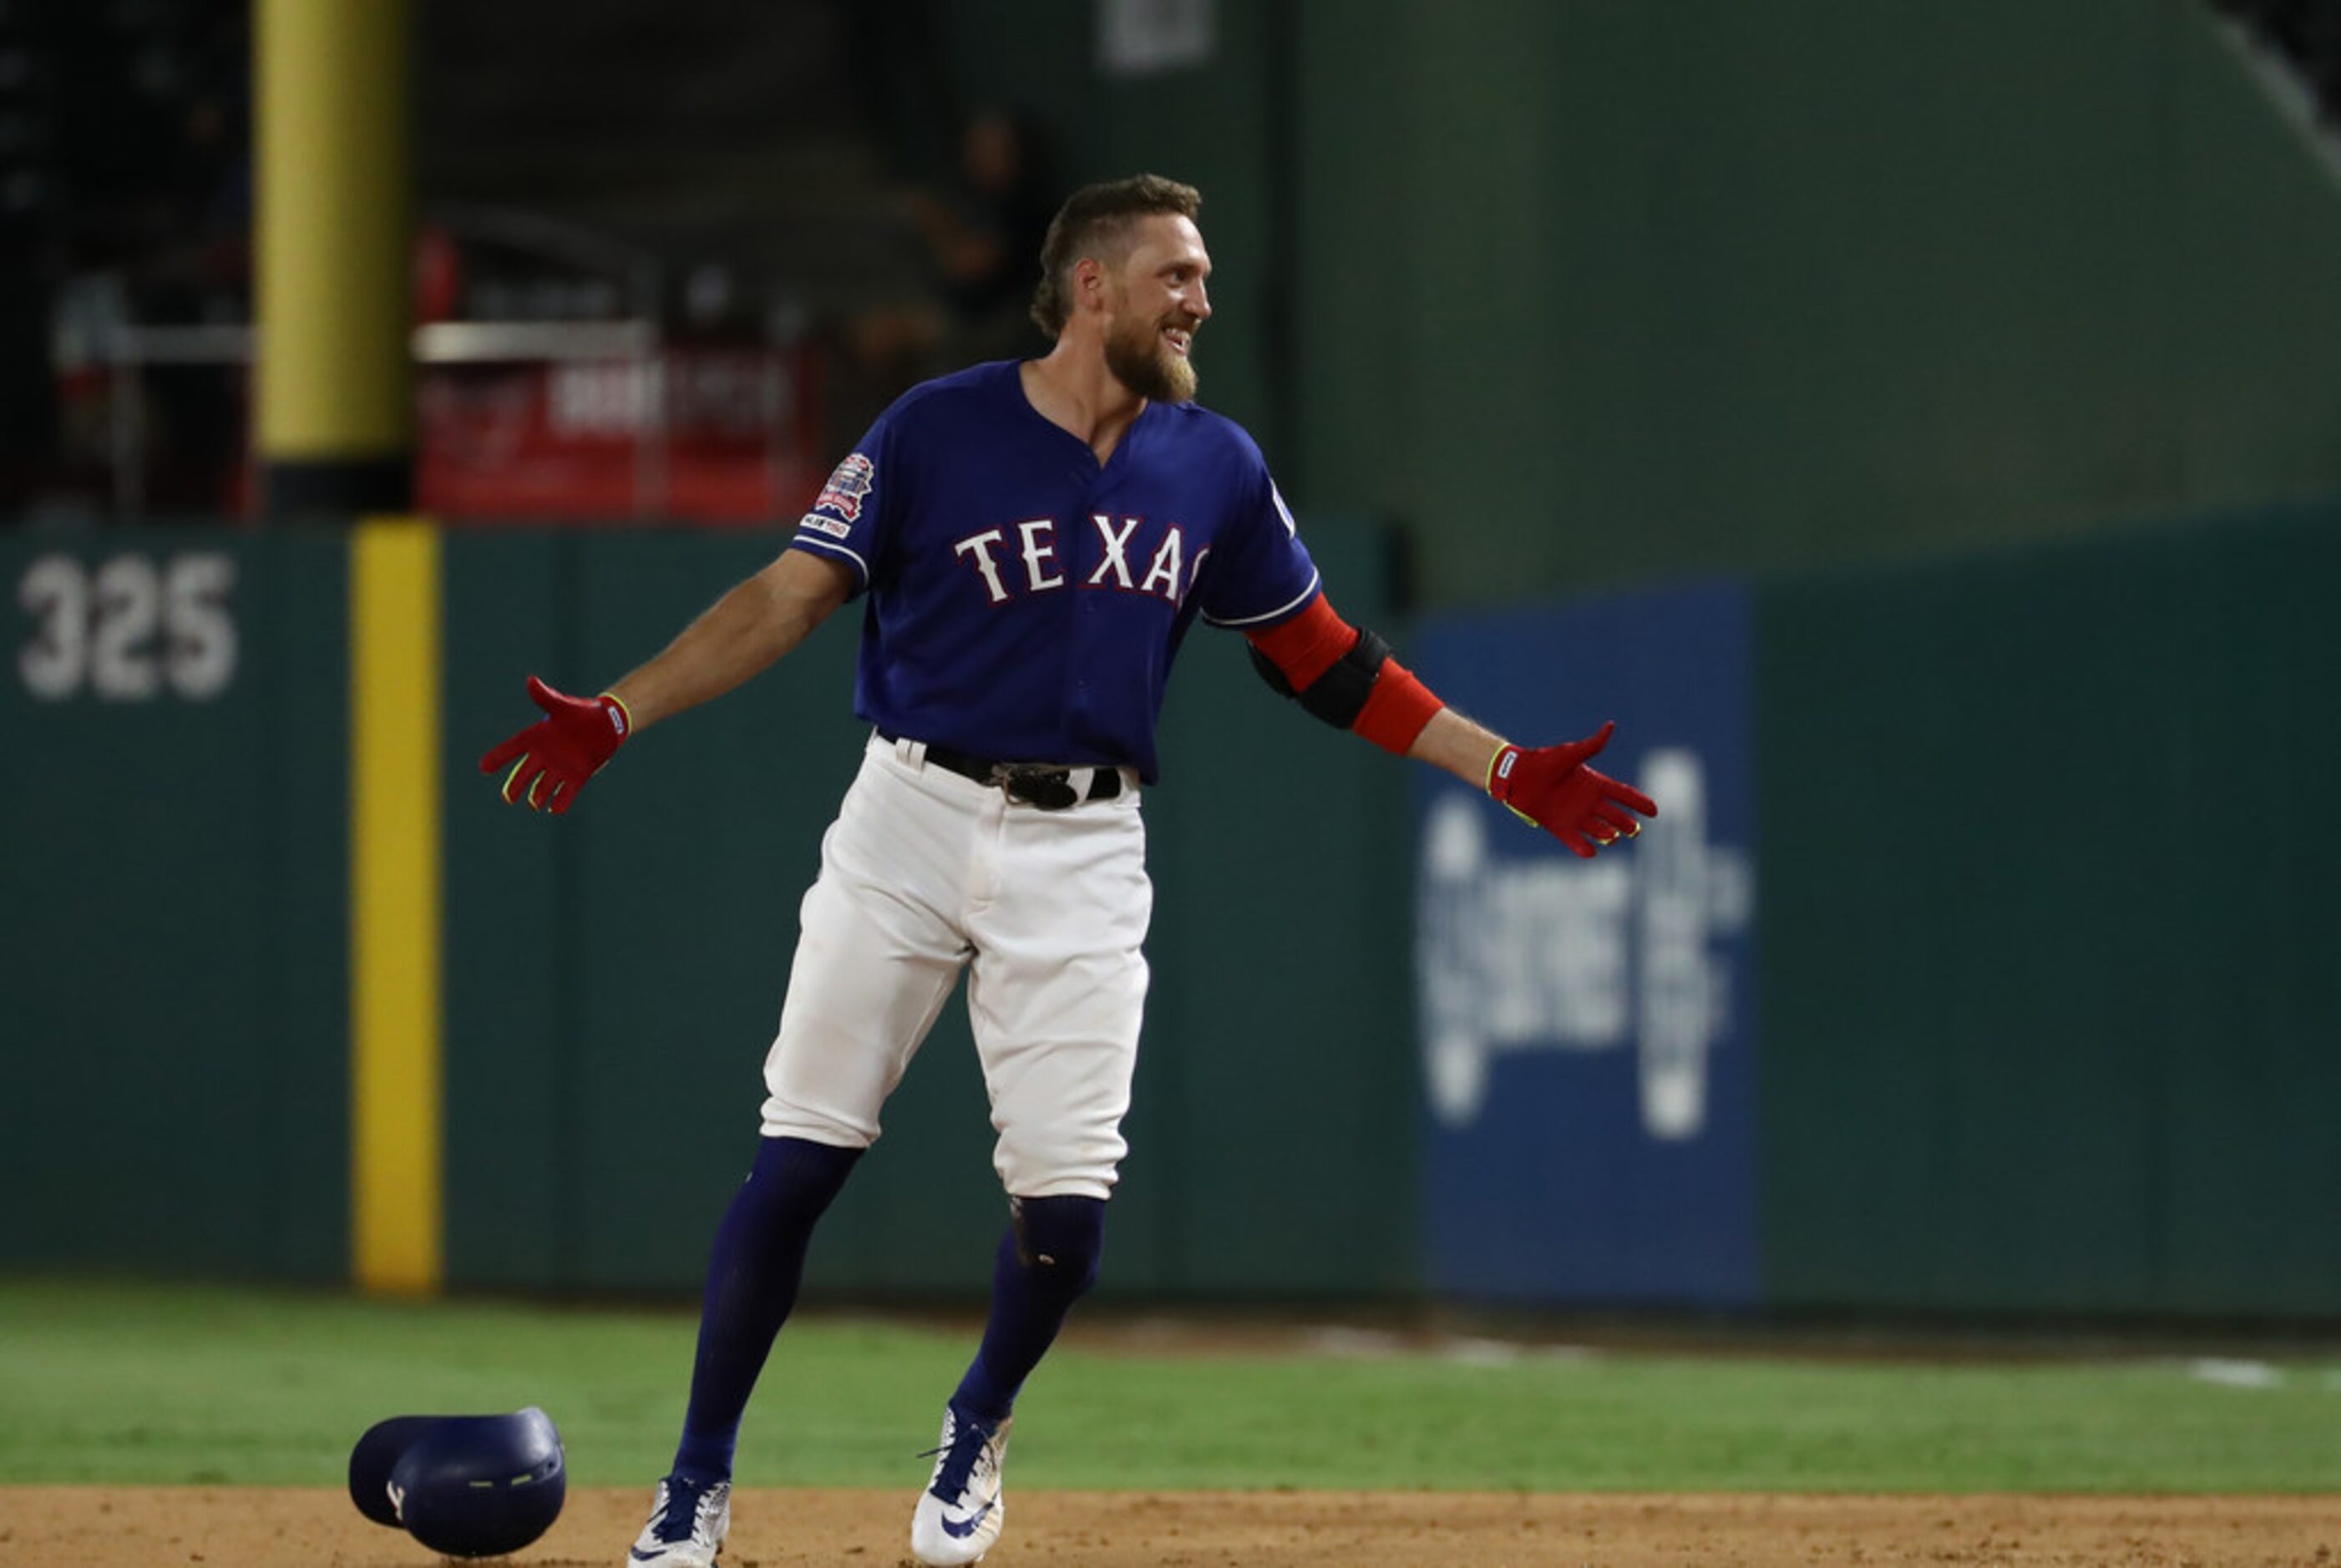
[940,1501,996,1539]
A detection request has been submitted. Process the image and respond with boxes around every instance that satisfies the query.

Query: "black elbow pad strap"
[1249,626,1390,729]
[1247,640,1299,699]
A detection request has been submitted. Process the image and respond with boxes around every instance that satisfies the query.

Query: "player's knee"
[742,1135,863,1225]
[1011,1194,1106,1297]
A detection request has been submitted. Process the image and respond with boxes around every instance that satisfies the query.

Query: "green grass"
[2,1278,2337,1491]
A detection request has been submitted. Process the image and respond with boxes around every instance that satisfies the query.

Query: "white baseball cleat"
[910,1406,1013,1565]
[626,1474,730,1566]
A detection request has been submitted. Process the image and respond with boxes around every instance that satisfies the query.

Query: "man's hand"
[1487,721,1658,858]
[479,676,631,815]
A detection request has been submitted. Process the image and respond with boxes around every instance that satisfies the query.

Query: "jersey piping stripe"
[792,534,870,584]
[1199,568,1321,629]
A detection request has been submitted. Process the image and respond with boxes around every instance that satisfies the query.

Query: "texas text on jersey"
[793,358,1320,782]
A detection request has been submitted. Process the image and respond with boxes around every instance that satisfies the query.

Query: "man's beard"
[1105,312,1198,403]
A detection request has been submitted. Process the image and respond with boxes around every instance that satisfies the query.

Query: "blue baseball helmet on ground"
[349,1407,565,1557]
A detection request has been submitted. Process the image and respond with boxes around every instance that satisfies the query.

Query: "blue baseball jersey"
[788,360,1320,783]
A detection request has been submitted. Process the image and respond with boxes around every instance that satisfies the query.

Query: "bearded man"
[480,174,1655,1567]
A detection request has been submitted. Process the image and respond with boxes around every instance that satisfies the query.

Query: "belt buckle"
[988,762,1080,811]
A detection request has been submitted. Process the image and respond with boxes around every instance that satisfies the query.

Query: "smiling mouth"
[1161,325,1193,356]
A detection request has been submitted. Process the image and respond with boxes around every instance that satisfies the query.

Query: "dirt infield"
[3,1488,2337,1566]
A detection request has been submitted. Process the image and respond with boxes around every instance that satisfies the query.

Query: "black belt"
[881,731,1124,809]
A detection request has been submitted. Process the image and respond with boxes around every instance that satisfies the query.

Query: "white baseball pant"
[759,732,1151,1199]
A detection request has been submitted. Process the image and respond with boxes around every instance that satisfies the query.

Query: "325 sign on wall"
[17,553,239,702]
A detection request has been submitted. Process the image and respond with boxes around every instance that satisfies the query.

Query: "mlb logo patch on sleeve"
[814,453,876,522]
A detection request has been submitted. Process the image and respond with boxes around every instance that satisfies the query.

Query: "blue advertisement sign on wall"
[1413,581,1757,1306]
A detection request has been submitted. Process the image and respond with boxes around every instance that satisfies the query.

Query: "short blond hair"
[1029,175,1203,339]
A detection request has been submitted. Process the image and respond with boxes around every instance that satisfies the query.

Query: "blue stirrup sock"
[669,1135,863,1483]
[949,1194,1107,1426]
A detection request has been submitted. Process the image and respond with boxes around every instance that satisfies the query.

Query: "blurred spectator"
[848,109,1061,394]
[136,77,252,323]
[904,109,1058,349]
[414,222,465,326]
[13,0,251,517]
[132,78,252,514]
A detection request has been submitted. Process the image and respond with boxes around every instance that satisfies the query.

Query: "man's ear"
[1072,255,1111,317]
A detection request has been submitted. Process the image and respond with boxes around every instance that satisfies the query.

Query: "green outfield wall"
[1756,499,2341,1317]
[937,0,2341,608]
[8,506,2338,1316]
[0,521,1409,1299]
[1328,0,2341,601]
[2,529,349,1280]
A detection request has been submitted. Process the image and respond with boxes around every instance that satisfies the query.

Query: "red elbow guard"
[1245,594,1352,689]
[1244,593,1446,756]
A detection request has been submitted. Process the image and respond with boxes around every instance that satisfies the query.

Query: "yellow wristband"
[1483,741,1514,795]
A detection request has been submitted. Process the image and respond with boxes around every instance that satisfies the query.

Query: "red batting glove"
[478,675,632,815]
[1486,721,1659,858]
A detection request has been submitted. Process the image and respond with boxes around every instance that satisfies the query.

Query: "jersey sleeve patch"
[811,452,875,523]
[793,448,882,590]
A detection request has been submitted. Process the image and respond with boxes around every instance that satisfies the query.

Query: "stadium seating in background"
[13,0,1056,524]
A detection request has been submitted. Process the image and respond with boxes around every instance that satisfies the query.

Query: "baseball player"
[481,175,1656,1568]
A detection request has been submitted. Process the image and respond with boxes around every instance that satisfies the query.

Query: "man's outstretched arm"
[480,549,855,812]
[1244,591,1656,857]
[604,549,855,731]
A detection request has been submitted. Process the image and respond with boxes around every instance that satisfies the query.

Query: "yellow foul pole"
[256,0,413,514]
[348,518,443,1295]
